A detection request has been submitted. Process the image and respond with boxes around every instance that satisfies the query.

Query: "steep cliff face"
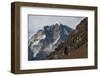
[28,23,73,60]
[47,18,88,59]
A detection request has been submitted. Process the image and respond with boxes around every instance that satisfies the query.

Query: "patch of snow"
[31,44,42,57]
[43,44,55,55]
[52,36,60,45]
[33,49,39,57]
[43,36,60,54]
[40,35,46,39]
[32,40,40,46]
[37,34,46,40]
[29,34,46,57]
[30,34,46,46]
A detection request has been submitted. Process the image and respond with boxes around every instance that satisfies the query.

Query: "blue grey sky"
[28,15,84,38]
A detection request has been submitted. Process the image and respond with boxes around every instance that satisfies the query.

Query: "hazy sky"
[28,15,84,38]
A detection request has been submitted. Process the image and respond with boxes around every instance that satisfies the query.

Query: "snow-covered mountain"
[28,23,73,60]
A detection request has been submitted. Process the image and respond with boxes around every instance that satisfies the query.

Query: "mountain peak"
[28,23,73,60]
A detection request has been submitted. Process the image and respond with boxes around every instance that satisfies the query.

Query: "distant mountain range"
[28,23,73,60]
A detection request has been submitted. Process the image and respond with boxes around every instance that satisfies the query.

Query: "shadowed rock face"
[47,17,88,59]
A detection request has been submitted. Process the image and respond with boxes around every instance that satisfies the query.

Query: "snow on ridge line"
[53,36,60,45]
[32,35,46,46]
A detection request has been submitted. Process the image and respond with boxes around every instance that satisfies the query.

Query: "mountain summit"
[28,23,73,60]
